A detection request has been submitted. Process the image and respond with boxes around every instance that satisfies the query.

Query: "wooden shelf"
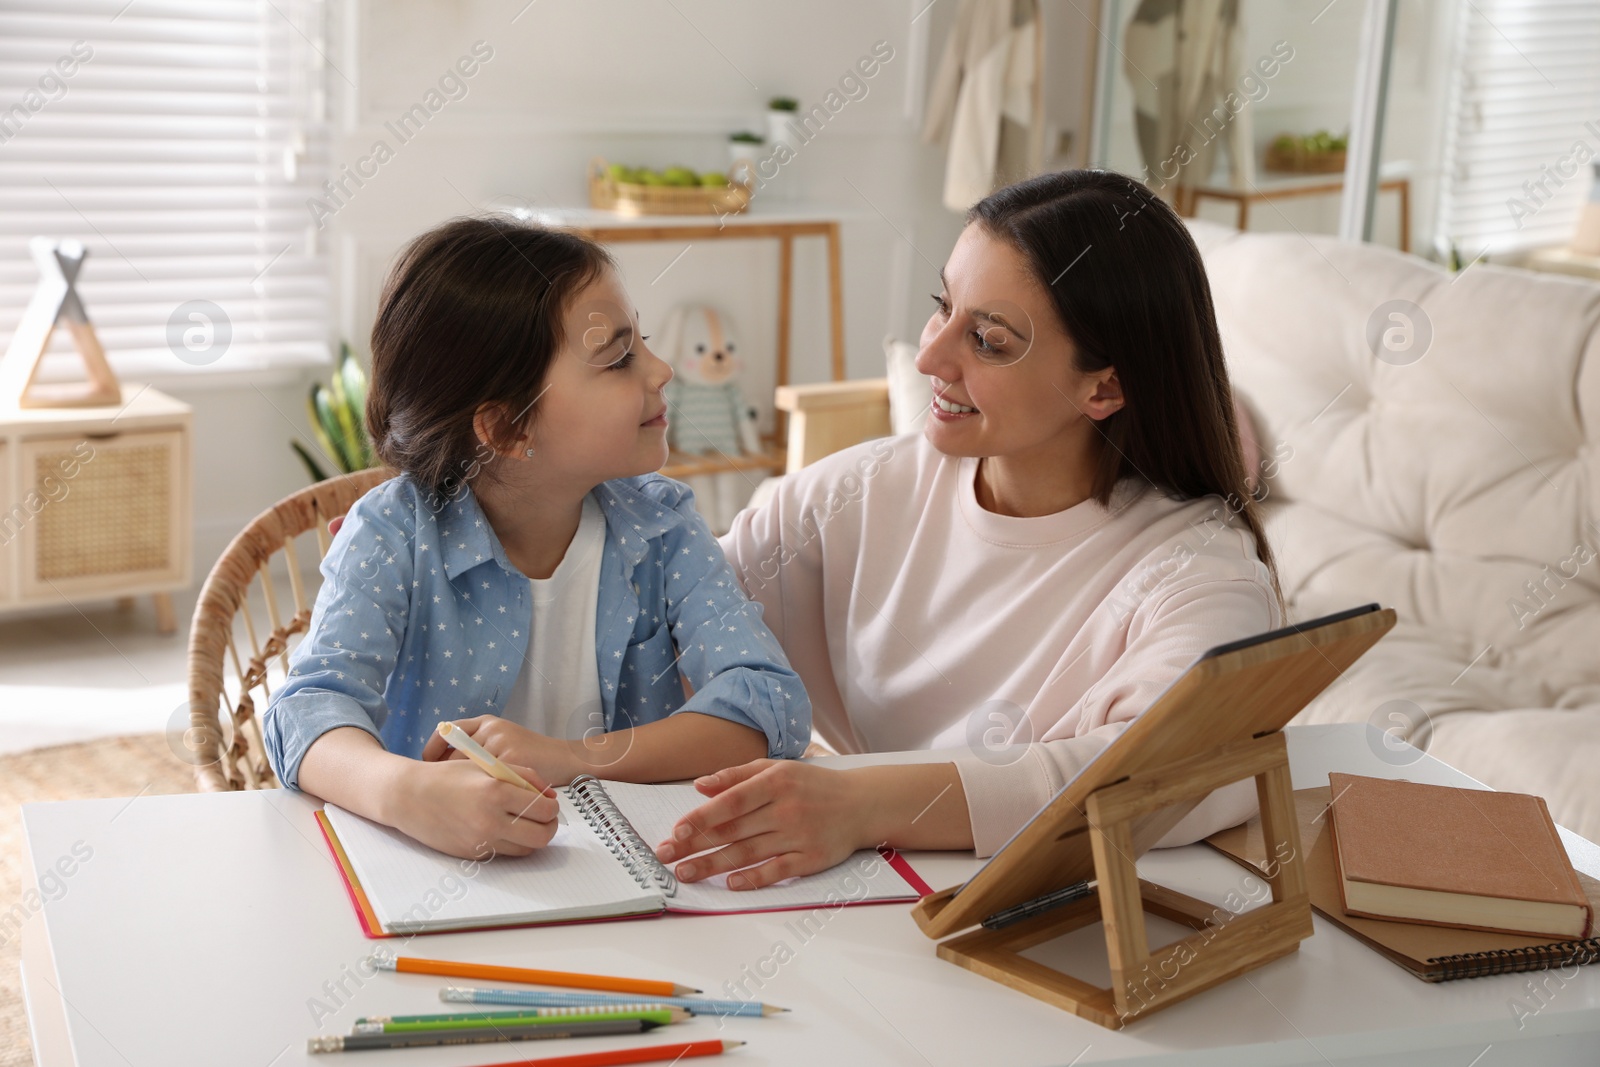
[1177,171,1412,253]
[659,435,784,481]
[495,201,850,463]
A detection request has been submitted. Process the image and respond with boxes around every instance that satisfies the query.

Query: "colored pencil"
[308,1018,660,1053]
[354,1008,686,1034]
[471,1039,744,1067]
[358,1003,678,1025]
[442,985,788,1018]
[371,955,701,996]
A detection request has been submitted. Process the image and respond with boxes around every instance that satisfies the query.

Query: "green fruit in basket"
[607,162,631,181]
[700,172,728,187]
[637,169,665,186]
[662,166,698,187]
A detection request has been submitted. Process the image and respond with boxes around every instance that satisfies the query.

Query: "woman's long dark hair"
[968,169,1284,612]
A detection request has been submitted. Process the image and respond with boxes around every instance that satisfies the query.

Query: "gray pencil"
[307,1017,660,1053]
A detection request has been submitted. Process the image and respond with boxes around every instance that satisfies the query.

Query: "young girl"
[263,216,811,862]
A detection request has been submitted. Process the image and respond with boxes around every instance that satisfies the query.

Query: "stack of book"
[1208,773,1600,981]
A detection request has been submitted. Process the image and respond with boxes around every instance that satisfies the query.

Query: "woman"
[652,169,1286,890]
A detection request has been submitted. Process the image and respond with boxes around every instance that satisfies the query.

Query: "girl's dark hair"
[967,169,1284,612]
[367,215,614,500]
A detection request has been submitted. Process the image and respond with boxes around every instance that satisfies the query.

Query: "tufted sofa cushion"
[1186,218,1600,844]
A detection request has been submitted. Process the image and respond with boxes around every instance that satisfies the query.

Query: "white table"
[20,724,1600,1066]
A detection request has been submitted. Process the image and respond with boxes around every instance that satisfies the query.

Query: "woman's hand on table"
[653,759,875,890]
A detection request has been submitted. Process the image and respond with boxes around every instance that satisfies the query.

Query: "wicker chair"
[185,467,395,791]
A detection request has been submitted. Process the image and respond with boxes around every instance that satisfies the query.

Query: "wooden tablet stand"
[929,732,1308,1029]
[911,605,1396,1030]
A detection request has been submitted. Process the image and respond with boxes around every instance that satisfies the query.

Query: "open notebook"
[315,775,932,937]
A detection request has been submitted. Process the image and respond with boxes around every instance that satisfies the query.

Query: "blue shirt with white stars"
[262,471,812,791]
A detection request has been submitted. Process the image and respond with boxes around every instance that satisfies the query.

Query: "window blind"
[0,0,330,380]
[1435,0,1600,257]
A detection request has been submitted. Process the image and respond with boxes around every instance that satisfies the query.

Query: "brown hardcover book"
[1326,772,1593,940]
[1206,784,1600,982]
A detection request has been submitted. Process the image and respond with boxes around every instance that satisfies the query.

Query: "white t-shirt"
[501,493,606,739]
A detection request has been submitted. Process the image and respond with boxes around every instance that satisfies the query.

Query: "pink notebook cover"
[315,809,933,939]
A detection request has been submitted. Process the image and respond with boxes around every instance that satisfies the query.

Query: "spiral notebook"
[1206,783,1600,982]
[314,774,932,937]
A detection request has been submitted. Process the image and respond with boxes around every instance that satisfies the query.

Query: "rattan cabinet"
[0,385,192,633]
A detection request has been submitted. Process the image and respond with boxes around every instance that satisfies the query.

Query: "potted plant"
[766,96,799,153]
[729,130,764,166]
[291,341,376,483]
[1265,129,1350,174]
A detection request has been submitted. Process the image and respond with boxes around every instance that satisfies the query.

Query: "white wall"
[170,0,976,584]
[325,0,965,400]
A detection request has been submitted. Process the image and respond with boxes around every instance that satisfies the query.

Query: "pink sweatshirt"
[719,433,1283,857]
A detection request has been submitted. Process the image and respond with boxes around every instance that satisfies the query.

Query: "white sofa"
[759,218,1599,845]
[1187,219,1600,844]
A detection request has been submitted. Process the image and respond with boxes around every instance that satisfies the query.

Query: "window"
[0,0,330,381]
[1435,0,1600,258]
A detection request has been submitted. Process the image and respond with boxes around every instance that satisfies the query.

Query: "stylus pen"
[980,879,1097,930]
[308,1018,660,1052]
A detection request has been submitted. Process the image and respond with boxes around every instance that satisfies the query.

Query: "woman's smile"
[930,382,979,421]
[932,394,978,417]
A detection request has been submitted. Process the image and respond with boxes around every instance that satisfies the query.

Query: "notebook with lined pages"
[315,774,932,937]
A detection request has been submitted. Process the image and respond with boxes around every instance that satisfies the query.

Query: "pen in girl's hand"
[436,720,566,825]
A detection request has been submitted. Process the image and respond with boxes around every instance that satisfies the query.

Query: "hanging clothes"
[1123,0,1246,195]
[922,0,1042,212]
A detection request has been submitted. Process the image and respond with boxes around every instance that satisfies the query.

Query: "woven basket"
[588,156,752,217]
[1264,145,1347,174]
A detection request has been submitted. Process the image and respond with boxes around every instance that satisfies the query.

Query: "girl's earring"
[524,447,535,457]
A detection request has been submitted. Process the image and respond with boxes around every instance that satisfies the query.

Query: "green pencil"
[356,1004,680,1025]
[311,1018,663,1053]
[353,1008,686,1034]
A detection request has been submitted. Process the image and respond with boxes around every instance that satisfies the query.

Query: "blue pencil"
[441,984,787,1018]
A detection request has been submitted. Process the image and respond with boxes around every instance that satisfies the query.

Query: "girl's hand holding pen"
[389,721,563,860]
[388,756,562,860]
[420,714,581,786]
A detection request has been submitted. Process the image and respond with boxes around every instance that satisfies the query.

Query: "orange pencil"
[474,1039,743,1067]
[373,955,701,997]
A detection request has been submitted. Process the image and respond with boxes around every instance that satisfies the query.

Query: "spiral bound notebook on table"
[1206,784,1600,982]
[314,774,933,938]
